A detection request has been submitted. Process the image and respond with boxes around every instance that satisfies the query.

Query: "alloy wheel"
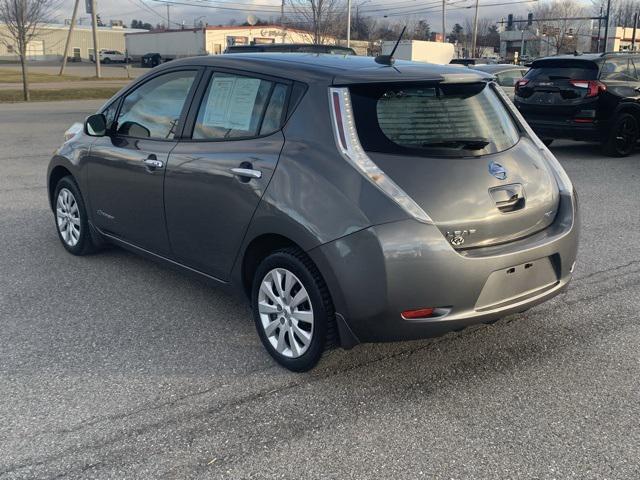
[258,268,314,358]
[615,117,638,154]
[56,188,81,247]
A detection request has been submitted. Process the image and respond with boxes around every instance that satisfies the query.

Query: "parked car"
[470,64,529,99]
[140,52,162,68]
[514,53,640,156]
[48,54,579,371]
[450,58,495,66]
[224,43,356,55]
[98,50,128,64]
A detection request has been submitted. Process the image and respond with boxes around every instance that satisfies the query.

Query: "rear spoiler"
[439,72,493,84]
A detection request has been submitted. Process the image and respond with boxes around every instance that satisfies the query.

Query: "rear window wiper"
[421,138,490,150]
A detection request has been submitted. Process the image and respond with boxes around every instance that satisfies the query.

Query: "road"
[1,101,639,479]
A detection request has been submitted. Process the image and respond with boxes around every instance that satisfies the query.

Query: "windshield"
[349,82,520,157]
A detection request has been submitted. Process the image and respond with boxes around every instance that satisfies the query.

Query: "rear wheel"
[53,176,98,256]
[603,113,638,157]
[251,248,335,372]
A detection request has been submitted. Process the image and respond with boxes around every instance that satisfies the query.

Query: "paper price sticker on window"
[203,76,262,131]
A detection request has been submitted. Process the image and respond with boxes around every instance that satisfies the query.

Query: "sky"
[50,0,594,32]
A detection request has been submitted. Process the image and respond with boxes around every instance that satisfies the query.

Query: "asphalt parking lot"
[1,100,639,479]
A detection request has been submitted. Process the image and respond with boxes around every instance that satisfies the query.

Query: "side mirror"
[85,113,107,137]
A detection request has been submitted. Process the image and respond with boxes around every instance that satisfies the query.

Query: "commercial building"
[0,23,144,61]
[124,25,342,60]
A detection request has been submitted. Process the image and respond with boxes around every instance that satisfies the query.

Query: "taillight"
[569,80,606,98]
[514,78,529,93]
[328,87,433,224]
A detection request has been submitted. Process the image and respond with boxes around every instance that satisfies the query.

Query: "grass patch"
[0,87,121,103]
[0,68,129,83]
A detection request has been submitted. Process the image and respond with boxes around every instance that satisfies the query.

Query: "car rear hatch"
[343,80,560,249]
[514,58,603,123]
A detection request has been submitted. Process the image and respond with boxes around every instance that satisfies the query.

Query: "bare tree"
[592,0,640,27]
[0,0,57,101]
[463,17,493,57]
[533,0,589,54]
[287,0,345,44]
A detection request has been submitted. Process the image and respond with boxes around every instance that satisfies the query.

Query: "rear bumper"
[524,118,601,141]
[309,192,579,345]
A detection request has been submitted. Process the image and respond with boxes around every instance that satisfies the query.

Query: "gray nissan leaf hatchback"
[48,54,579,371]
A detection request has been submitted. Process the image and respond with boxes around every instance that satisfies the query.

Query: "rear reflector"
[401,308,435,320]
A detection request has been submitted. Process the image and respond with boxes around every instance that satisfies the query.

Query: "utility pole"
[59,0,80,76]
[596,6,602,52]
[471,0,479,56]
[442,0,446,42]
[280,0,285,29]
[603,0,611,52]
[632,12,638,51]
[90,0,101,78]
[347,0,351,47]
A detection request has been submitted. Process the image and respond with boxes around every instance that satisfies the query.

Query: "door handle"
[231,167,262,179]
[144,157,164,169]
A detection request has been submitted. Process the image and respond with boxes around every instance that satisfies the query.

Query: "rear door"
[164,69,289,280]
[515,59,601,122]
[349,81,559,249]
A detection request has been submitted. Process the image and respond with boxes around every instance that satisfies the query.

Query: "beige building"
[125,25,351,59]
[597,26,640,52]
[0,23,144,61]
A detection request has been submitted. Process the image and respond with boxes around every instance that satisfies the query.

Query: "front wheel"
[53,176,99,256]
[251,248,335,372]
[602,113,638,157]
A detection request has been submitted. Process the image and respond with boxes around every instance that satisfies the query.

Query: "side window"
[116,70,197,139]
[193,73,273,140]
[631,58,640,80]
[600,58,636,81]
[496,69,524,87]
[260,83,288,135]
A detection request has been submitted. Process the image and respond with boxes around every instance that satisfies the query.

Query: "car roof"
[532,54,604,64]
[160,53,492,84]
[470,64,527,73]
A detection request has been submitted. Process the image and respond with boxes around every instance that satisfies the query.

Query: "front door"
[165,70,290,280]
[88,69,200,255]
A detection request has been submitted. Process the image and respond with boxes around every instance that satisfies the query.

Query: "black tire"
[602,113,639,157]
[541,138,554,147]
[251,247,336,372]
[102,57,111,64]
[53,176,98,256]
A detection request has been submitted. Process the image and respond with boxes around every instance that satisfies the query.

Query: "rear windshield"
[525,60,598,81]
[350,82,520,157]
